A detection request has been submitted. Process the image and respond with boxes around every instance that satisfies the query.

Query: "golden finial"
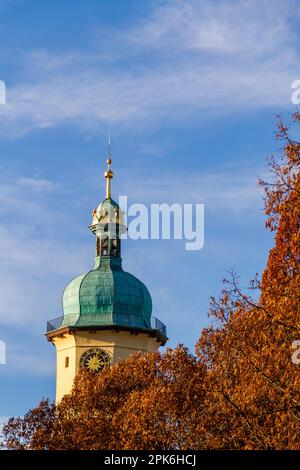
[104,130,113,199]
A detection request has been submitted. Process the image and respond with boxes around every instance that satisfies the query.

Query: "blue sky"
[0,0,299,418]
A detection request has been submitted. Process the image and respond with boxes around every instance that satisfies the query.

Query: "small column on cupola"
[105,132,113,199]
[90,136,126,265]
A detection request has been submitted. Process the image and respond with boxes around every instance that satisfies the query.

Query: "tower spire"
[104,130,113,199]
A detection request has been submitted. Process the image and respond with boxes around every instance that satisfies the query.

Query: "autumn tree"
[195,112,300,449]
[2,346,206,450]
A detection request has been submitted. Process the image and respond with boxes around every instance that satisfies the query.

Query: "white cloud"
[17,177,59,191]
[118,165,265,216]
[126,0,296,56]
[0,0,299,137]
[0,174,90,328]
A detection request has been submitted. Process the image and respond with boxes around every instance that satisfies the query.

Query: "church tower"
[46,143,167,402]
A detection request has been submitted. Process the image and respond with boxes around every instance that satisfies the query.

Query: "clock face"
[80,348,110,373]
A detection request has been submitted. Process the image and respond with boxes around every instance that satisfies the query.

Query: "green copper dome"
[61,257,152,330]
[46,150,167,343]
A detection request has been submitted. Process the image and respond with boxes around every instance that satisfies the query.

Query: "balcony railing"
[46,316,63,333]
[151,316,167,336]
[46,314,167,337]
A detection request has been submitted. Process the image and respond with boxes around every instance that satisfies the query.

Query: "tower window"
[101,237,109,256]
[65,356,69,368]
[96,237,100,256]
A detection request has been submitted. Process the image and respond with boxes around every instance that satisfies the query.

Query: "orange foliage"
[2,347,206,450]
[195,112,300,449]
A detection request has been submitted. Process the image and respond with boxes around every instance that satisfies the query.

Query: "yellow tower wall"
[52,330,161,403]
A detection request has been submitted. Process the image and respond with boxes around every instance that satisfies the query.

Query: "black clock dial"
[80,348,110,372]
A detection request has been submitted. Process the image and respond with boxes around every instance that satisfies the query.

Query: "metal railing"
[46,316,63,333]
[46,314,167,337]
[151,316,167,336]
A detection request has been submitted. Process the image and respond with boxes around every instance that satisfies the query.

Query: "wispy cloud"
[0,173,90,328]
[0,0,299,137]
[118,164,265,216]
[125,0,297,56]
[17,177,59,191]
